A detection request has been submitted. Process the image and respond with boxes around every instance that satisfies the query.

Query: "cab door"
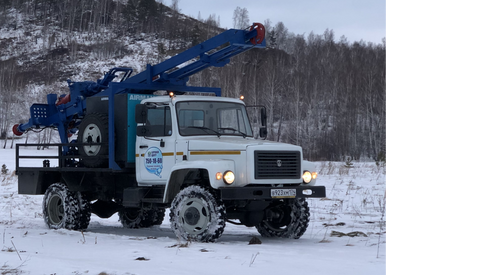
[136,106,176,185]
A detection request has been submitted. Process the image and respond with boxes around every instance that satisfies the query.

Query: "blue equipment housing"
[13,23,266,170]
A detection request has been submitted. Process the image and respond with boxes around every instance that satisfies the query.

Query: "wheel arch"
[163,159,235,204]
[163,168,209,205]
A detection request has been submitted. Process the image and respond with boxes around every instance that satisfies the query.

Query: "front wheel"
[170,185,226,242]
[255,198,310,239]
[43,183,91,230]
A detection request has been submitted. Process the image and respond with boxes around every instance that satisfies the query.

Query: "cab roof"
[140,95,245,105]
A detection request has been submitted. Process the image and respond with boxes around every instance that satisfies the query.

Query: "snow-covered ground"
[0,146,386,275]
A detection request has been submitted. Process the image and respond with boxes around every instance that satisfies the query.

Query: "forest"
[0,0,385,161]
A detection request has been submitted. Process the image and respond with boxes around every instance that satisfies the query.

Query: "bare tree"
[232,7,249,29]
[170,0,180,13]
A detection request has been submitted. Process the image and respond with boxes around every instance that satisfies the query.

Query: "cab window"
[146,106,172,136]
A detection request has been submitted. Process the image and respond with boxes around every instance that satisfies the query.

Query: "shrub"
[1,164,8,175]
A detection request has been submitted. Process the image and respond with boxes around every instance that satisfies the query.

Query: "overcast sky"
[161,0,385,44]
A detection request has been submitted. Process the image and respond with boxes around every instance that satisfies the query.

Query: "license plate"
[271,189,296,198]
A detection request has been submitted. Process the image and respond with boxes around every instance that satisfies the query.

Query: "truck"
[13,23,326,242]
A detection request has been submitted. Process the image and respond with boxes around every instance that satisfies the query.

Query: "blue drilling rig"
[13,23,266,170]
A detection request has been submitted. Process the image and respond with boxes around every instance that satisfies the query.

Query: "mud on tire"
[170,185,226,242]
[43,183,91,230]
[255,198,310,239]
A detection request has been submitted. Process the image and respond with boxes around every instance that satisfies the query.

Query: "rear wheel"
[43,183,91,230]
[151,208,166,226]
[118,207,165,228]
[170,185,226,242]
[255,198,310,239]
[78,113,109,168]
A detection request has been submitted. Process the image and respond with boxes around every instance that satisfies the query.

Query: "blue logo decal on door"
[144,147,163,177]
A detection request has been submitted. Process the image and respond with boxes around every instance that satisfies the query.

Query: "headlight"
[223,171,235,184]
[311,172,318,180]
[302,171,312,184]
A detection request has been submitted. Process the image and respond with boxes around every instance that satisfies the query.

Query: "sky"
[161,0,385,44]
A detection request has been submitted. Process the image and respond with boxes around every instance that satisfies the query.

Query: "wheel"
[77,113,109,168]
[152,208,166,226]
[118,207,165,228]
[255,198,310,239]
[43,183,91,230]
[170,185,226,242]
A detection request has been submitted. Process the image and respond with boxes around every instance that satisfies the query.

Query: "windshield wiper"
[218,127,247,138]
[188,126,221,137]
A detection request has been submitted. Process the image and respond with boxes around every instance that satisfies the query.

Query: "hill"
[0,0,386,162]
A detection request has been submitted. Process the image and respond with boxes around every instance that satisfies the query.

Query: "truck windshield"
[176,101,253,137]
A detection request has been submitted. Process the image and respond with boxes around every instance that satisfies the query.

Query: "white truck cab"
[135,95,317,189]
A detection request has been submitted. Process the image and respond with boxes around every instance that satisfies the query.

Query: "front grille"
[254,151,300,179]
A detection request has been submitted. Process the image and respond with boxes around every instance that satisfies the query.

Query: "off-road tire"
[152,208,166,226]
[255,198,310,239]
[78,113,109,168]
[43,183,91,230]
[170,185,226,242]
[118,207,166,228]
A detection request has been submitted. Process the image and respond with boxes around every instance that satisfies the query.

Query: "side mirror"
[259,127,267,139]
[135,104,148,123]
[245,105,268,140]
[260,108,267,127]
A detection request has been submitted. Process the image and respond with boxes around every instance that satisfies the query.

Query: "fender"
[163,159,235,204]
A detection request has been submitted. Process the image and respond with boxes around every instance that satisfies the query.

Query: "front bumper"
[219,185,326,200]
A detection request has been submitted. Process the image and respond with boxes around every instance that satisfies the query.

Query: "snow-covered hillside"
[0,146,385,275]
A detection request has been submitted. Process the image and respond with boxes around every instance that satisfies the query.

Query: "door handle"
[139,145,148,149]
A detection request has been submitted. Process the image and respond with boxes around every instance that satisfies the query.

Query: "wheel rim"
[47,194,64,225]
[82,123,101,156]
[178,198,209,234]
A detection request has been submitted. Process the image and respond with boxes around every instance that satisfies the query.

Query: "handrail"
[15,143,106,172]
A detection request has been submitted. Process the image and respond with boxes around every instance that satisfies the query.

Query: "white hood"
[188,137,301,151]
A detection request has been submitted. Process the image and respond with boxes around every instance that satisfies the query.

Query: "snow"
[0,146,385,274]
